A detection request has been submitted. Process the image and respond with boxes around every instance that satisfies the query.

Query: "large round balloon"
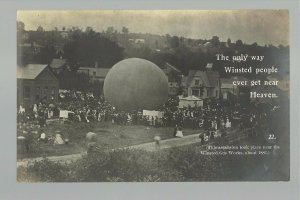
[104,58,169,111]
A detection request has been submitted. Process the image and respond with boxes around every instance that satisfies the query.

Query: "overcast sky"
[17,10,289,46]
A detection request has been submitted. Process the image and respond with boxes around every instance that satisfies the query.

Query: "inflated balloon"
[104,58,168,111]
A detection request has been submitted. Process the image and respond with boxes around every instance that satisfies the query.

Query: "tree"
[227,38,231,45]
[236,39,243,47]
[63,30,124,70]
[85,26,94,33]
[17,21,25,33]
[37,25,44,32]
[58,71,90,91]
[106,26,114,34]
[121,26,129,34]
[90,80,104,96]
[34,45,57,64]
[170,36,179,48]
[154,40,159,48]
[211,36,220,47]
[17,21,25,45]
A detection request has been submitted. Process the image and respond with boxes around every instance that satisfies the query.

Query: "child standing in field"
[154,135,161,150]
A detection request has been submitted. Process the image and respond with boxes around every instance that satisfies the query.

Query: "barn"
[17,64,59,107]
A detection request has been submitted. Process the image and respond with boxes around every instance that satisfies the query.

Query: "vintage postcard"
[16,10,289,182]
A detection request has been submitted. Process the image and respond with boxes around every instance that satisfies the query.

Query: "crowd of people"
[17,102,59,128]
[17,89,282,155]
[17,90,277,137]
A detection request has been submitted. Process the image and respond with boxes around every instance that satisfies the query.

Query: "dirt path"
[17,129,248,167]
[123,134,202,151]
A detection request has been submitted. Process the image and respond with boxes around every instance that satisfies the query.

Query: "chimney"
[206,63,213,70]
[95,61,99,68]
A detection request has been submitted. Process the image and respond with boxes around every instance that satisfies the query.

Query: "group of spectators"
[17,102,59,128]
[17,90,276,135]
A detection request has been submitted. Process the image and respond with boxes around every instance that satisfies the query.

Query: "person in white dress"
[225,118,231,128]
[176,126,184,138]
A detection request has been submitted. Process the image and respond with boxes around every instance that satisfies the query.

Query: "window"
[36,87,40,98]
[192,89,199,96]
[200,87,204,96]
[51,87,56,95]
[195,80,199,86]
[93,71,96,76]
[51,87,56,100]
[216,90,218,97]
[23,86,30,98]
[43,86,48,96]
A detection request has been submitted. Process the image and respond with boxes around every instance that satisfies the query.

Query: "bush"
[17,144,286,182]
[18,158,71,182]
[166,146,227,181]
[71,149,183,182]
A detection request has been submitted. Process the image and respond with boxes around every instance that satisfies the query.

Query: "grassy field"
[17,121,201,159]
[17,134,290,182]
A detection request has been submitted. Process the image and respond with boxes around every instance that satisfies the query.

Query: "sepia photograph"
[16,10,290,182]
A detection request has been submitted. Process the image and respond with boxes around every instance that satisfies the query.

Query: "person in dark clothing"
[199,133,205,145]
[24,137,30,152]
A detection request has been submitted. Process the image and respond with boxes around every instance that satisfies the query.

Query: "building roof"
[164,62,182,74]
[180,95,203,101]
[18,43,43,48]
[17,64,48,79]
[186,70,219,87]
[205,63,213,69]
[78,67,110,78]
[135,39,145,43]
[204,41,212,47]
[49,58,67,69]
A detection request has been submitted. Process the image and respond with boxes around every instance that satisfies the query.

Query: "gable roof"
[186,70,219,87]
[78,67,110,78]
[17,64,48,79]
[164,62,182,74]
[49,58,67,69]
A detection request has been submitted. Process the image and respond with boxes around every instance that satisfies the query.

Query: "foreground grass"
[17,121,200,159]
[17,138,289,182]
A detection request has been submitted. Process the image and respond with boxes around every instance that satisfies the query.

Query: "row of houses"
[162,62,223,99]
[17,59,289,107]
[50,58,110,82]
[162,62,289,105]
[17,59,111,106]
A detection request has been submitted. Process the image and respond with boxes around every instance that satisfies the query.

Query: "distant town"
[17,21,289,107]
